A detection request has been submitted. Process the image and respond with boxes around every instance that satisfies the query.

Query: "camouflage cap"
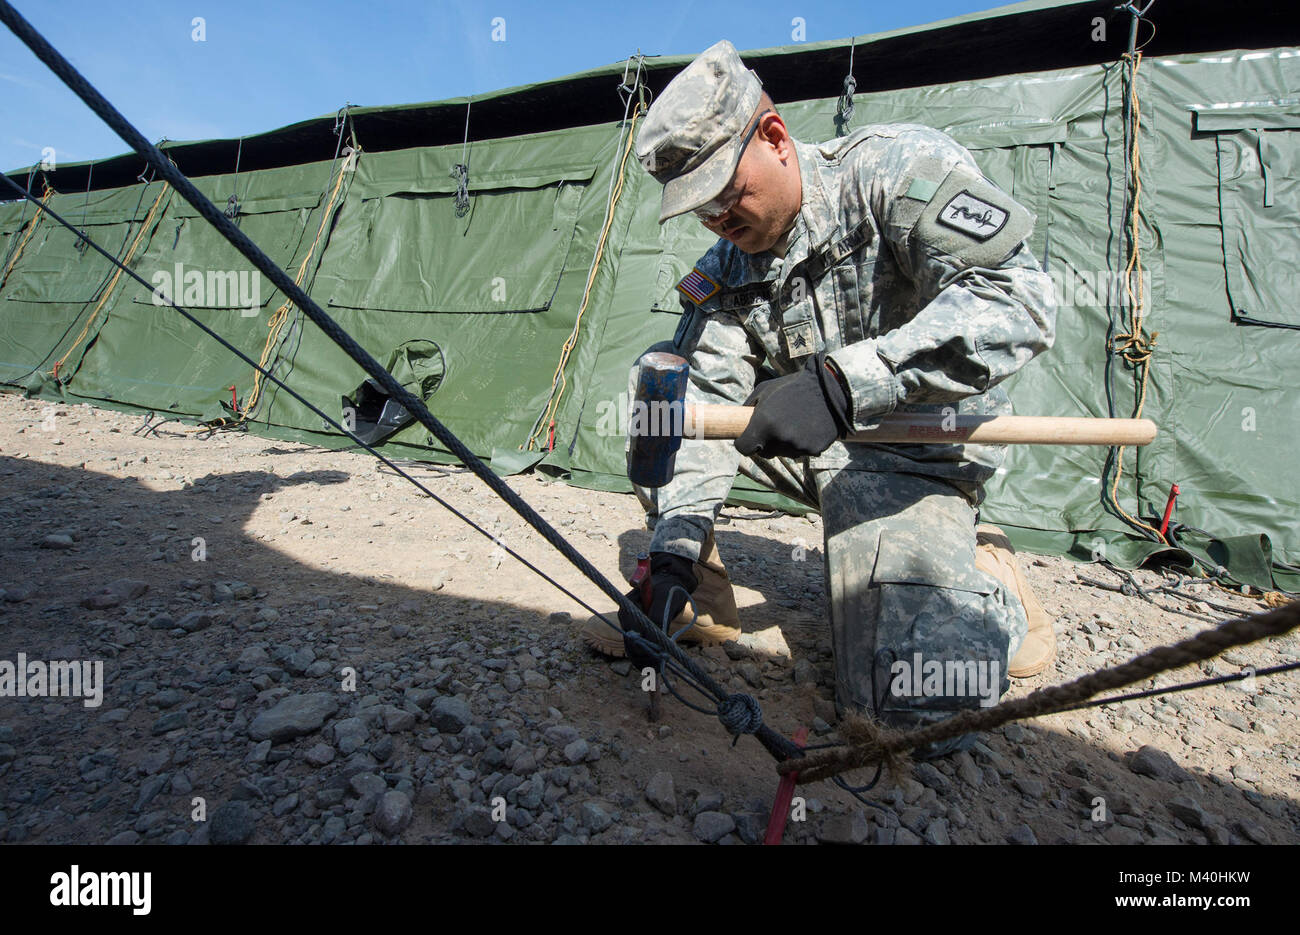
[635,39,763,224]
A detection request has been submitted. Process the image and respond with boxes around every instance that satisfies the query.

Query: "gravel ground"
[0,394,1296,845]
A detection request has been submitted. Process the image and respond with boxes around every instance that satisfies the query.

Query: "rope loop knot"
[717,693,763,741]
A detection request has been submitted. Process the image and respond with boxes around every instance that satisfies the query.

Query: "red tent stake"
[764,726,809,845]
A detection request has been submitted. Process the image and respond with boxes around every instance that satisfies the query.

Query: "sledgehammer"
[627,352,1157,488]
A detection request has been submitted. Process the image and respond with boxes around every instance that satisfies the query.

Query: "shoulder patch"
[676,267,721,304]
[937,190,1009,241]
[913,166,1033,268]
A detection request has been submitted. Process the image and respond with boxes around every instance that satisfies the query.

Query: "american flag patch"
[676,267,720,304]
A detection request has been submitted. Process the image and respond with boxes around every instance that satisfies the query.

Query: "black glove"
[735,353,852,459]
[619,552,698,664]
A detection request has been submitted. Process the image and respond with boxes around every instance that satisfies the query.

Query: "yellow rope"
[524,103,645,452]
[49,182,171,380]
[230,146,358,425]
[0,187,54,290]
[1106,51,1166,544]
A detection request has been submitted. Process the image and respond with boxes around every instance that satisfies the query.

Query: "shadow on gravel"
[0,453,1294,846]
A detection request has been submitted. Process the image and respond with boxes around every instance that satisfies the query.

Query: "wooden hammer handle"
[687,405,1157,446]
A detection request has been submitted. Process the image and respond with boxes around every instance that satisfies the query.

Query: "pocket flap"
[870,530,994,595]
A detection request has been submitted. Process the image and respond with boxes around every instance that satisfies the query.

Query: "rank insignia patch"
[676,267,721,303]
[783,320,817,358]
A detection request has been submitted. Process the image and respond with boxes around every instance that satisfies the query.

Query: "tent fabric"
[1,25,1297,589]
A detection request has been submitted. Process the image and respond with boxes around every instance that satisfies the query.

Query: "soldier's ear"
[761,114,794,161]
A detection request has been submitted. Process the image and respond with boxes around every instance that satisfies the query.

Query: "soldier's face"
[698,116,801,254]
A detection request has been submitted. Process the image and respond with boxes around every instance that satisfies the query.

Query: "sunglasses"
[692,109,774,222]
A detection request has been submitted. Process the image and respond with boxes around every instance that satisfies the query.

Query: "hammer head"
[626,351,689,488]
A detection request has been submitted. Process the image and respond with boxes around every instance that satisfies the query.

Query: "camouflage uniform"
[631,123,1057,751]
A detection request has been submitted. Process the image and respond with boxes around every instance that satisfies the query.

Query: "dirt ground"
[0,393,1295,845]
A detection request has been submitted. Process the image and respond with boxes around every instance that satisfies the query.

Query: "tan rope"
[49,181,171,379]
[227,146,358,426]
[523,102,645,452]
[0,187,53,289]
[779,599,1300,783]
[1106,50,1165,542]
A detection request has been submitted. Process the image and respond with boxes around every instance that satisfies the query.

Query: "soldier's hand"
[735,355,851,459]
[618,551,698,642]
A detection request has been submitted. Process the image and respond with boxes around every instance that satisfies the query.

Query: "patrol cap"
[635,39,764,224]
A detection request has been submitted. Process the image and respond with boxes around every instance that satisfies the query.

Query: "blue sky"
[1,0,1012,174]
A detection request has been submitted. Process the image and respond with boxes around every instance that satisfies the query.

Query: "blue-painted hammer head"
[626,352,690,488]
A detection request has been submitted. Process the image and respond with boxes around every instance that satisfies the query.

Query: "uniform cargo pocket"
[868,531,1008,715]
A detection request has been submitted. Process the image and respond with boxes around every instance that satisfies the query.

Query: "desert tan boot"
[580,533,743,658]
[975,523,1056,678]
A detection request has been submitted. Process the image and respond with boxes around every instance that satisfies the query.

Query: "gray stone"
[350,773,388,809]
[460,805,497,838]
[733,811,767,845]
[283,647,316,676]
[923,818,951,845]
[304,743,336,766]
[563,739,590,764]
[913,761,951,795]
[816,810,870,845]
[894,827,922,845]
[81,578,149,609]
[105,830,140,845]
[209,801,255,845]
[899,807,929,835]
[133,774,169,813]
[1213,708,1251,732]
[1104,824,1144,845]
[333,717,368,755]
[374,791,413,836]
[645,771,676,816]
[249,692,339,743]
[152,689,185,709]
[1128,745,1187,782]
[429,696,472,734]
[177,612,214,633]
[1007,824,1038,845]
[1232,819,1270,845]
[138,749,172,774]
[1002,724,1033,744]
[544,725,579,746]
[693,791,724,815]
[580,802,613,833]
[1204,824,1231,846]
[381,706,416,733]
[954,751,982,788]
[1166,796,1212,830]
[692,811,735,843]
[1230,763,1262,784]
[151,711,188,735]
[1013,777,1045,798]
[41,534,75,550]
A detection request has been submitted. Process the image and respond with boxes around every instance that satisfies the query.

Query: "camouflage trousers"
[631,391,1027,759]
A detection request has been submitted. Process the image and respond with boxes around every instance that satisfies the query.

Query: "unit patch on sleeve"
[676,267,721,304]
[912,165,1034,268]
[936,190,1009,241]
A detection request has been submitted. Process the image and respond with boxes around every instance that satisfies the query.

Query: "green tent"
[3,0,1297,590]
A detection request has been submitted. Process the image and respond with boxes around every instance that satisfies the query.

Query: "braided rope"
[781,599,1300,783]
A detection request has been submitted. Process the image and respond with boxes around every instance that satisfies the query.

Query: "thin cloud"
[0,71,46,91]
